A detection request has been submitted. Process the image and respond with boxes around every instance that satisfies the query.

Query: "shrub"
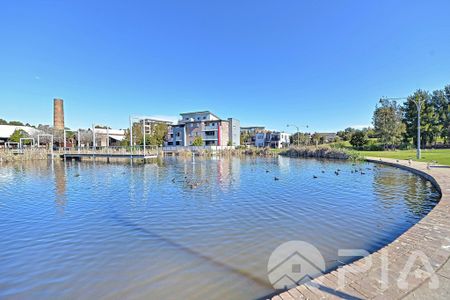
[192,136,203,146]
[350,130,368,149]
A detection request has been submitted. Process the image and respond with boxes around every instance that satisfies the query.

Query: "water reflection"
[0,158,440,300]
[155,157,243,193]
[372,164,438,218]
[53,161,67,213]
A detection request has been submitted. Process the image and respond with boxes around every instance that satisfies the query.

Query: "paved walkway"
[272,157,450,300]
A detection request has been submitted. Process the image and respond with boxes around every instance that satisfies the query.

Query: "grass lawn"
[358,149,450,166]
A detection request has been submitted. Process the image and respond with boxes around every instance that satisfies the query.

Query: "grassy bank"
[358,149,450,166]
[279,146,357,160]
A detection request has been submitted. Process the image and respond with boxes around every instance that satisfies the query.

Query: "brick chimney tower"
[53,98,65,130]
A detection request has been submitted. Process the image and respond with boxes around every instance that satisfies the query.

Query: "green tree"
[123,123,144,146]
[337,127,356,141]
[428,88,450,144]
[403,90,441,148]
[429,89,447,145]
[444,85,450,143]
[0,118,8,125]
[350,130,368,149]
[124,123,169,147]
[290,132,310,146]
[362,127,377,138]
[311,133,321,146]
[149,123,169,146]
[192,136,203,146]
[373,98,405,149]
[9,129,28,143]
[140,123,169,146]
[8,120,24,126]
[240,132,251,145]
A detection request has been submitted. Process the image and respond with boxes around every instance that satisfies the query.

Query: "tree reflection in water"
[372,164,438,218]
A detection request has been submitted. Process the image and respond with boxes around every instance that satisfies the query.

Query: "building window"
[203,116,206,119]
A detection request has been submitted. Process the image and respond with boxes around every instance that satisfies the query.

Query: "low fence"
[57,146,160,156]
[162,145,235,152]
[0,146,162,162]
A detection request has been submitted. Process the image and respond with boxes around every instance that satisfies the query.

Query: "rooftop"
[179,110,221,120]
[0,125,41,139]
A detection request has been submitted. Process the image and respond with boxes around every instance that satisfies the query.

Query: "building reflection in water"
[174,156,241,193]
[53,161,67,214]
[277,155,291,173]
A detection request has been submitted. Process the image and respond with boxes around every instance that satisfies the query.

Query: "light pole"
[142,119,146,155]
[77,129,81,153]
[92,124,96,149]
[287,124,309,147]
[382,96,425,159]
[129,116,133,149]
[410,96,424,159]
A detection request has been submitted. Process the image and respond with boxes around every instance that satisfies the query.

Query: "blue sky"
[1,0,450,132]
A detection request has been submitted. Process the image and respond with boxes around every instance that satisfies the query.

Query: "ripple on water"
[0,158,440,299]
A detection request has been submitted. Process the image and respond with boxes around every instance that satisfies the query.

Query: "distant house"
[165,111,240,147]
[255,131,290,148]
[240,126,266,146]
[318,132,338,143]
[0,125,41,147]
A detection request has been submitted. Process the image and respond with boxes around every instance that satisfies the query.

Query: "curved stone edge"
[272,157,450,300]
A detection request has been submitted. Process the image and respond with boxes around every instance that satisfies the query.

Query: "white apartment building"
[166,111,240,147]
[255,131,290,148]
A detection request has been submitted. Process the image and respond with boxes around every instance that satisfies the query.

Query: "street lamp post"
[410,96,423,159]
[382,96,424,159]
[287,124,309,147]
[129,116,133,149]
[142,119,146,155]
[78,129,81,153]
[92,124,96,149]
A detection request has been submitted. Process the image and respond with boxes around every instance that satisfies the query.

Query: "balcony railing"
[203,135,218,140]
[202,126,218,131]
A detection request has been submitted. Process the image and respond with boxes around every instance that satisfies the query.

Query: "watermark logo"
[267,241,440,292]
[267,241,326,289]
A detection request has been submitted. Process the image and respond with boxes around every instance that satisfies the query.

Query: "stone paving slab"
[271,157,450,299]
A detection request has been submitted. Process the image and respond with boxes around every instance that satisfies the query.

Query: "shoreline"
[273,157,450,300]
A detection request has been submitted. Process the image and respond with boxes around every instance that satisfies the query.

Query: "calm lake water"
[0,157,440,299]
